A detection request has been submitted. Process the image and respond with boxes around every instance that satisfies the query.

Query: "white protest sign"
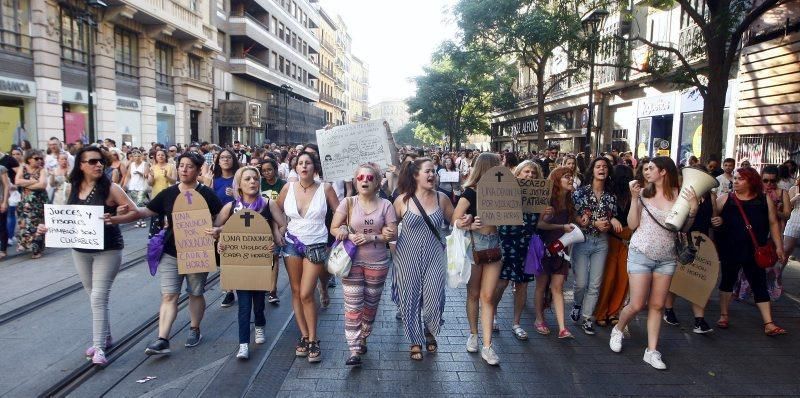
[440,171,460,183]
[44,204,105,250]
[316,119,393,182]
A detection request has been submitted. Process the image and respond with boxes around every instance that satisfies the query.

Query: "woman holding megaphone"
[609,157,698,370]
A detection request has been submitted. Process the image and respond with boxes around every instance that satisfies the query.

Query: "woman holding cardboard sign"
[38,146,140,366]
[452,152,503,366]
[277,151,339,363]
[212,166,286,360]
[330,163,397,367]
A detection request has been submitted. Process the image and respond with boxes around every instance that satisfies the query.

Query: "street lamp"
[280,84,292,143]
[454,87,467,151]
[581,8,608,156]
[80,0,108,144]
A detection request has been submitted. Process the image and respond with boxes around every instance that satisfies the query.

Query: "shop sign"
[117,96,141,111]
[217,100,247,126]
[502,117,538,137]
[638,94,674,117]
[157,103,176,115]
[62,87,88,104]
[0,76,36,98]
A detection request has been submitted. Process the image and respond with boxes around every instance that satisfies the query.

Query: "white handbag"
[326,198,356,277]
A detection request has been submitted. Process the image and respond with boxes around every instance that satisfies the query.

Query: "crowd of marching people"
[8,133,793,370]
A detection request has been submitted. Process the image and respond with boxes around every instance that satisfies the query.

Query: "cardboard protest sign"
[219,209,276,291]
[477,166,523,225]
[173,190,217,274]
[519,178,553,214]
[669,232,720,307]
[440,171,460,183]
[44,204,105,250]
[316,119,393,182]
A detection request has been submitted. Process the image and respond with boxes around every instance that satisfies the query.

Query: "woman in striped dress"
[392,158,454,361]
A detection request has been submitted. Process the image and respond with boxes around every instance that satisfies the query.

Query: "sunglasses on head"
[356,174,374,182]
[82,158,106,166]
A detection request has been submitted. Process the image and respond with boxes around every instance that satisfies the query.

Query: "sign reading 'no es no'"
[477,166,523,226]
[173,190,217,274]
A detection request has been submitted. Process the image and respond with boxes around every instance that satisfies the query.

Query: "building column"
[94,21,117,143]
[30,0,63,148]
[139,37,157,146]
[172,50,188,145]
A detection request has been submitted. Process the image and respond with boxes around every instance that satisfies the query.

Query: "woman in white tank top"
[277,151,339,364]
[123,150,150,227]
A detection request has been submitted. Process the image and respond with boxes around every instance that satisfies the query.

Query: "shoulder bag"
[640,197,697,265]
[327,198,356,277]
[730,193,778,269]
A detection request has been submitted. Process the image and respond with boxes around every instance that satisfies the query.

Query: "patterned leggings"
[342,259,390,353]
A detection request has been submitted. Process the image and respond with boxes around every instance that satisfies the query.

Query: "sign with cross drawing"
[173,189,217,274]
[219,209,276,291]
[477,166,523,225]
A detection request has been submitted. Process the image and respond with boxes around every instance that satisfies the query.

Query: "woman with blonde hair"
[562,154,581,188]
[453,152,503,365]
[213,166,286,360]
[493,160,544,340]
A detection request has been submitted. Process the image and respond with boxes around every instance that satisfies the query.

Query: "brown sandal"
[410,345,423,361]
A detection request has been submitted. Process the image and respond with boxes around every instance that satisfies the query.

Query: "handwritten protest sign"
[519,178,553,213]
[173,190,217,274]
[477,166,523,225]
[316,119,393,182]
[669,232,720,307]
[44,204,105,250]
[440,171,460,183]
[220,209,276,291]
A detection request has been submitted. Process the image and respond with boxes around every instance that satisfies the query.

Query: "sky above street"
[318,0,458,106]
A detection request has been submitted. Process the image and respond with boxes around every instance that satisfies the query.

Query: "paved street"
[0,226,798,397]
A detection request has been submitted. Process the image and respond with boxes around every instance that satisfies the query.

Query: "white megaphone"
[547,224,585,255]
[664,166,720,231]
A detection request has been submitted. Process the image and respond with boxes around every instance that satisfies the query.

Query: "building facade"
[313,7,343,126]
[348,55,369,123]
[0,0,220,150]
[369,100,409,131]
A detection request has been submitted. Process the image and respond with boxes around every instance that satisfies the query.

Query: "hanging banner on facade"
[220,209,276,291]
[477,166,523,225]
[519,178,553,214]
[173,190,217,274]
[315,119,392,182]
[44,204,105,250]
[669,232,720,307]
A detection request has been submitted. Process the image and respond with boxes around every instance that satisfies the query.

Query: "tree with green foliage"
[454,0,584,150]
[407,42,516,151]
[392,121,425,147]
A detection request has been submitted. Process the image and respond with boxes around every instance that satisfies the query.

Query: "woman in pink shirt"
[331,163,397,367]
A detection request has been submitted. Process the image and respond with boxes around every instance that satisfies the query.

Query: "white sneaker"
[643,348,667,370]
[236,343,249,360]
[255,327,266,344]
[466,333,479,353]
[609,326,623,353]
[481,345,500,366]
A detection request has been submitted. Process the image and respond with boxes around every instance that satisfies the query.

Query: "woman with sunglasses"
[212,166,286,360]
[330,164,397,366]
[38,147,138,365]
[15,150,48,259]
[277,151,339,363]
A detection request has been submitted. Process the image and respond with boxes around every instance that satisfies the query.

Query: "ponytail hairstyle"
[397,158,433,203]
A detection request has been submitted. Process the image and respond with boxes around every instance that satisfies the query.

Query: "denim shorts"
[159,255,208,296]
[627,248,676,276]
[283,239,328,264]
[471,231,500,251]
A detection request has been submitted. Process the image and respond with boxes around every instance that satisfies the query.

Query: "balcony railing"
[678,24,705,61]
[319,92,336,105]
[319,66,334,79]
[142,0,201,32]
[0,28,31,55]
[321,40,335,53]
[513,85,535,101]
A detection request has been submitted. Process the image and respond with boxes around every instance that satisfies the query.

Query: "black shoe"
[663,308,680,326]
[221,291,236,308]
[693,318,713,334]
[328,278,336,288]
[345,355,362,366]
[145,338,171,355]
[570,305,582,323]
[581,319,596,335]
[185,328,202,347]
[267,292,280,304]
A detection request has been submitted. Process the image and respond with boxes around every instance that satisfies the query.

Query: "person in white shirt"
[715,158,735,196]
[458,150,473,178]
[44,137,75,171]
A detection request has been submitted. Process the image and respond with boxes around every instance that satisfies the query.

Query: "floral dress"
[16,167,48,255]
[498,212,539,282]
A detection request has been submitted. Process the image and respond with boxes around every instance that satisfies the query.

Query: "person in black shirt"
[132,152,224,356]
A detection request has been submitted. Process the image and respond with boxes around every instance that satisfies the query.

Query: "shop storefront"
[636,94,675,158]
[0,76,37,150]
[492,108,583,153]
[217,100,265,146]
[157,103,176,147]
[116,96,142,146]
[677,84,733,165]
[62,87,90,145]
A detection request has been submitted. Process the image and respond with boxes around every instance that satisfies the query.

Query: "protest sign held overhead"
[219,209,276,291]
[477,166,523,226]
[519,178,553,214]
[669,232,720,307]
[439,171,460,183]
[44,204,105,250]
[173,189,217,274]
[316,119,393,182]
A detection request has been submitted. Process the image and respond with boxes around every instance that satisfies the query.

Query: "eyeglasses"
[81,158,106,166]
[356,174,374,182]
[169,149,176,153]
[33,157,43,161]
[763,178,777,184]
